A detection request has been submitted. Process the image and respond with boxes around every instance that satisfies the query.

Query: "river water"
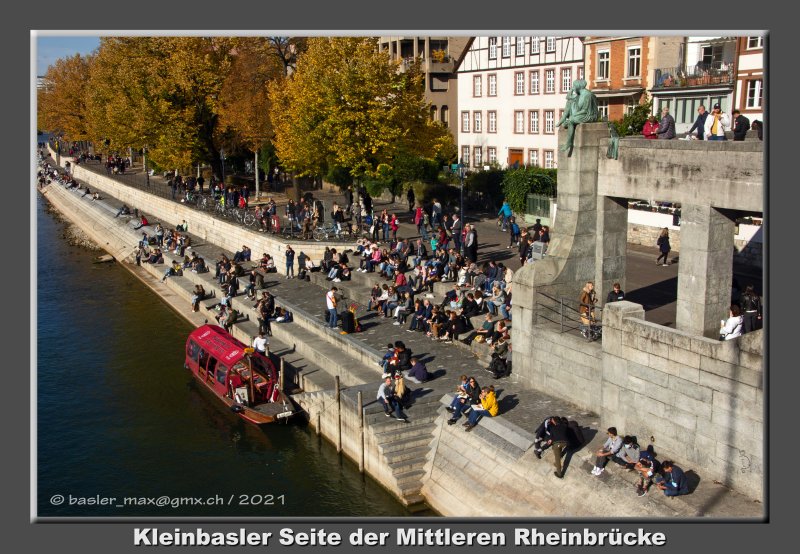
[36,195,416,517]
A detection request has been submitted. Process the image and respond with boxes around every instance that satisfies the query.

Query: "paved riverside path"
[74,158,762,330]
[43,153,763,517]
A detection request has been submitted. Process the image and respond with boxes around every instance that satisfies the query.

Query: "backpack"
[511,222,520,235]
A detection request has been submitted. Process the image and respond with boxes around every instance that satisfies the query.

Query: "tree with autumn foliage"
[37,54,93,141]
[269,37,451,183]
[85,37,233,176]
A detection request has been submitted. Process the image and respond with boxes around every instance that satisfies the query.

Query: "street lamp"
[220,148,225,183]
[451,161,466,252]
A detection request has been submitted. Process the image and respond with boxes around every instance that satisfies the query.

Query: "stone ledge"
[439,393,536,452]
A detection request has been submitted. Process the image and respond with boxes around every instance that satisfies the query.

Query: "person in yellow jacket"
[463,386,499,431]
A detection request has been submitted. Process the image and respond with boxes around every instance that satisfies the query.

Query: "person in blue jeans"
[285,245,295,278]
[655,460,689,497]
[326,286,338,329]
[498,200,512,231]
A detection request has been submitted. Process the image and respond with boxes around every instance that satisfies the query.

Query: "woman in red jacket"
[642,115,659,139]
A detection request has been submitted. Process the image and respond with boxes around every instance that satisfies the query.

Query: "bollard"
[357,390,364,474]
[279,358,285,391]
[316,411,321,436]
[335,376,342,454]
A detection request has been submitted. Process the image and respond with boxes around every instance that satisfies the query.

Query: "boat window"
[187,340,201,362]
[198,350,210,374]
[215,364,228,385]
[207,357,217,378]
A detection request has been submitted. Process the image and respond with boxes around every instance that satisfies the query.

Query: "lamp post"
[451,161,466,253]
[220,148,225,183]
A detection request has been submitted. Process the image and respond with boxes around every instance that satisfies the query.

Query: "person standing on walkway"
[704,103,730,141]
[464,224,478,264]
[732,109,751,141]
[546,417,570,478]
[739,285,762,333]
[326,286,339,329]
[656,228,671,266]
[451,213,463,253]
[431,199,442,229]
[406,187,415,213]
[606,282,625,304]
[686,105,708,140]
[285,245,295,278]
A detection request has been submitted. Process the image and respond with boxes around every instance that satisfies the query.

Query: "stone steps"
[377,435,434,455]
[388,456,428,475]
[386,445,430,466]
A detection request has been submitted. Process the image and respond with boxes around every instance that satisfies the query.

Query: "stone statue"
[556,79,599,155]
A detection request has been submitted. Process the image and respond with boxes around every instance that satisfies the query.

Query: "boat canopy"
[188,325,247,366]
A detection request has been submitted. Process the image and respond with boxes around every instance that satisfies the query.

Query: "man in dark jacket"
[547,418,570,478]
[656,460,689,496]
[605,282,625,304]
[732,110,751,141]
[656,107,676,140]
[686,105,709,140]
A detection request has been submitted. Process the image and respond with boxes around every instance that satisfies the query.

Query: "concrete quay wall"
[69,163,352,273]
[600,302,764,498]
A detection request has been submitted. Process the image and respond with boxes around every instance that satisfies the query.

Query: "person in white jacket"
[720,305,744,340]
[704,103,730,141]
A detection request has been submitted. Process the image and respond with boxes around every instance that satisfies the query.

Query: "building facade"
[583,36,682,122]
[456,36,584,170]
[378,36,470,139]
[649,37,737,134]
[734,35,764,123]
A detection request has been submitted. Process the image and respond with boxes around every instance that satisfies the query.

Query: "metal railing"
[534,291,603,336]
[652,63,734,89]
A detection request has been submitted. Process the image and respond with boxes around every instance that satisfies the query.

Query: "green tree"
[269,37,450,181]
[37,53,94,141]
[501,167,557,213]
[85,37,233,175]
[614,95,653,137]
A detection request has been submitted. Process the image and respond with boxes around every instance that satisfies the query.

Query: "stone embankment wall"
[515,301,763,499]
[600,302,763,499]
[69,163,352,271]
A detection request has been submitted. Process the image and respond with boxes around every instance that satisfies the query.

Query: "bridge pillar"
[675,204,736,338]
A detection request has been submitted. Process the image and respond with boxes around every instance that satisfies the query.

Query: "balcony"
[652,62,734,90]
[399,55,455,74]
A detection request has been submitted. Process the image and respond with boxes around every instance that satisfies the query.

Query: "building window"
[461,111,470,133]
[627,46,641,77]
[529,70,540,94]
[515,72,525,95]
[597,50,610,79]
[578,66,584,81]
[473,75,482,97]
[529,110,539,134]
[598,99,609,120]
[530,36,540,54]
[516,37,525,56]
[488,147,497,164]
[488,111,497,133]
[545,110,554,133]
[529,149,539,167]
[702,44,723,68]
[747,79,763,109]
[546,37,556,52]
[502,36,511,58]
[488,37,497,60]
[488,74,497,96]
[625,96,637,115]
[545,69,555,93]
[461,146,470,166]
[473,146,482,168]
[747,36,763,49]
[473,111,482,132]
[514,110,525,133]
[441,106,449,125]
[544,150,554,168]
[561,67,572,93]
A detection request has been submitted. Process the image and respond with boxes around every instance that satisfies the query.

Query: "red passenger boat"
[185,325,295,425]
